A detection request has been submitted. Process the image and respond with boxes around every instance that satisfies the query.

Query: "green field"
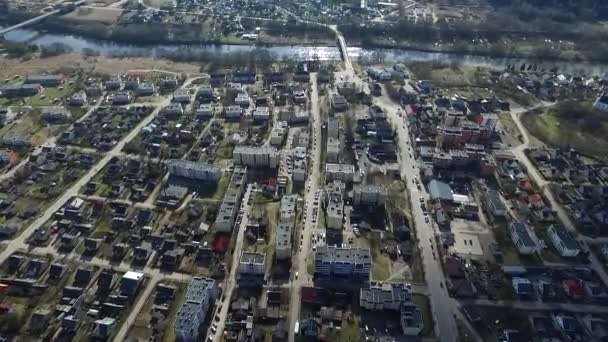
[521,101,608,161]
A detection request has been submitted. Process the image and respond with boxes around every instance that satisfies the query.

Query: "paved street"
[211,184,255,342]
[287,73,323,342]
[379,94,459,342]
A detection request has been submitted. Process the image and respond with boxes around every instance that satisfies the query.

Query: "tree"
[0,312,22,334]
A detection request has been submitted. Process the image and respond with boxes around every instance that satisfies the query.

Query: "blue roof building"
[174,277,216,342]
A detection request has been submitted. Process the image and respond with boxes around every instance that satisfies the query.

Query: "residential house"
[135,82,156,96]
[120,271,144,296]
[41,107,70,122]
[69,91,87,106]
[330,95,348,112]
[593,93,608,112]
[112,92,130,105]
[0,84,42,97]
[172,89,191,103]
[25,74,64,87]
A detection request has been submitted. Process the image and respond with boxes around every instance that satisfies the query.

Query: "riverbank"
[339,21,608,64]
[2,20,607,76]
[0,13,336,48]
[4,10,608,66]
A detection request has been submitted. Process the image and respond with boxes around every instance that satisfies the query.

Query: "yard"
[521,101,608,162]
[356,231,391,281]
[128,281,187,342]
[412,294,434,337]
[322,315,361,342]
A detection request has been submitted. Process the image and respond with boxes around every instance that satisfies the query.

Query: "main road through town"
[287,73,323,342]
[379,94,459,342]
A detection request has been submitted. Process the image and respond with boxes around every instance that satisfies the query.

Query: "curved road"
[509,106,608,286]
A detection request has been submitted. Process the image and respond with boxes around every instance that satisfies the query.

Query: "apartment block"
[174,277,215,342]
[233,146,280,169]
[213,166,248,232]
[327,137,340,163]
[276,195,298,260]
[239,252,265,276]
[325,163,355,183]
[270,121,288,146]
[167,160,221,183]
[314,246,371,280]
[353,185,386,206]
[292,159,307,183]
[360,283,412,310]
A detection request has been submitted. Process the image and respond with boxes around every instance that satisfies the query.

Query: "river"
[2,26,607,75]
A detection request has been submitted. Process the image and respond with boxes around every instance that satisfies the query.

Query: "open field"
[143,0,173,9]
[0,54,199,80]
[521,101,608,161]
[62,7,123,24]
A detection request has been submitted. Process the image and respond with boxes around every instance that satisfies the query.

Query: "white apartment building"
[292,159,307,183]
[233,146,280,169]
[239,252,265,275]
[314,246,371,280]
[359,283,412,310]
[325,163,355,183]
[327,117,340,139]
[270,121,288,146]
[252,106,270,121]
[275,195,298,260]
[353,185,386,206]
[325,181,345,230]
[213,166,248,232]
[224,105,243,119]
[167,160,221,182]
[327,137,340,163]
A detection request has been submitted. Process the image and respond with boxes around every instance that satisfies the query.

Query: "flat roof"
[123,271,144,281]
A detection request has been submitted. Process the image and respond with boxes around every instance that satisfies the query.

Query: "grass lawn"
[0,109,41,140]
[215,144,234,160]
[91,220,112,238]
[211,172,231,200]
[306,257,314,275]
[24,85,75,107]
[130,281,187,342]
[521,101,608,161]
[323,315,360,342]
[359,232,391,281]
[412,294,434,337]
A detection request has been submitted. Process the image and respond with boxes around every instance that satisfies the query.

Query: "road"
[509,107,608,287]
[287,73,323,342]
[211,184,255,342]
[0,10,61,35]
[379,93,458,342]
[332,24,459,341]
